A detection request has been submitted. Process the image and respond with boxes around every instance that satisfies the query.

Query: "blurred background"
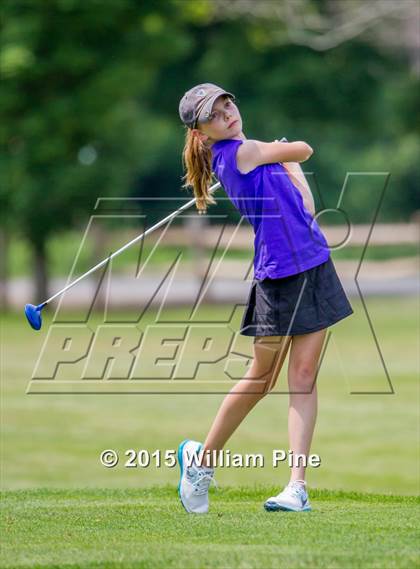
[1,0,419,494]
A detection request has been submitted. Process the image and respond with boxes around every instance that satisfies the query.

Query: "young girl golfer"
[176,83,354,514]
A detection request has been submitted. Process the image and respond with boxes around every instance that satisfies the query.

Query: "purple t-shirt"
[211,138,330,280]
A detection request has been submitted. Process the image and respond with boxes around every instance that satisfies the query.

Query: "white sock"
[290,479,306,487]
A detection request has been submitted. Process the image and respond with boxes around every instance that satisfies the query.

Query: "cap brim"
[196,91,235,125]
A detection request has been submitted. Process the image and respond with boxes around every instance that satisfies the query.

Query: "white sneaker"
[264,480,312,512]
[177,439,217,514]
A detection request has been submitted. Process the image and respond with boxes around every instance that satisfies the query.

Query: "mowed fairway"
[1,295,419,568]
[1,487,419,569]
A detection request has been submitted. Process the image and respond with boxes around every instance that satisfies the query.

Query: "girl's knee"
[247,365,279,396]
[288,364,318,392]
[248,335,291,395]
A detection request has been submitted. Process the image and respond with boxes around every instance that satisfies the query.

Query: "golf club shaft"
[42,181,222,306]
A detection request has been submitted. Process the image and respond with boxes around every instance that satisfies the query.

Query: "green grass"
[330,242,419,260]
[1,487,419,568]
[1,296,419,493]
[1,297,419,567]
[7,230,419,277]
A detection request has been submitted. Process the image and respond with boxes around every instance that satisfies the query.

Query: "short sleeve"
[229,140,261,178]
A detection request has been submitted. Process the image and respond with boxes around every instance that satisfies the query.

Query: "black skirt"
[240,256,354,337]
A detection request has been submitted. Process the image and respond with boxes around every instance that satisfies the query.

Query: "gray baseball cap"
[179,83,236,129]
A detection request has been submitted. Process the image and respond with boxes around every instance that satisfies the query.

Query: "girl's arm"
[236,138,316,216]
[275,137,315,217]
[237,139,313,172]
[282,160,316,217]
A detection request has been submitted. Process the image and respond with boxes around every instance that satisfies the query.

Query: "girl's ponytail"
[181,127,217,215]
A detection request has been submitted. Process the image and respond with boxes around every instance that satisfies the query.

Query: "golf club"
[24,181,222,330]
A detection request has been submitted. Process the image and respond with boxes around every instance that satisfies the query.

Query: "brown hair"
[180,126,217,215]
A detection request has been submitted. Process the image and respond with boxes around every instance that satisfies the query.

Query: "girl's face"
[193,95,243,146]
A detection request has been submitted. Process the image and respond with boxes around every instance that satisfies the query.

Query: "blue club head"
[24,303,45,331]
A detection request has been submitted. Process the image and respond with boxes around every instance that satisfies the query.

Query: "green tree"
[0,0,197,301]
[1,0,418,306]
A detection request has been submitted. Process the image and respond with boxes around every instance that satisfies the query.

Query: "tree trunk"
[0,228,9,311]
[32,239,48,303]
[185,215,211,300]
[91,223,106,310]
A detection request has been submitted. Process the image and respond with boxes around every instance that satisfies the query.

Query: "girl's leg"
[200,334,293,467]
[286,328,327,482]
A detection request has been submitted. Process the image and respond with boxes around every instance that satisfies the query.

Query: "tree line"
[1,0,418,302]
